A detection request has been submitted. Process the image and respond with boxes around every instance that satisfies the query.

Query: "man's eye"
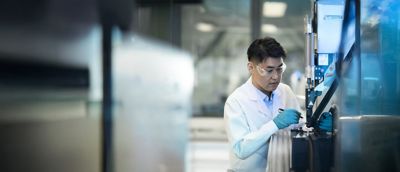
[267,70,274,73]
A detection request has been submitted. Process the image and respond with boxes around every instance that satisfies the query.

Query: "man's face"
[248,57,285,95]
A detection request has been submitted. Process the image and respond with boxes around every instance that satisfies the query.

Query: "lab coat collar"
[244,77,283,118]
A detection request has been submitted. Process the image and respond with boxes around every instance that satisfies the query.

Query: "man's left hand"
[318,112,333,132]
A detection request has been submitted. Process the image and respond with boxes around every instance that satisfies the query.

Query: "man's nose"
[271,70,279,79]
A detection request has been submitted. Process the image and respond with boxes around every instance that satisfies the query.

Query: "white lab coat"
[224,77,301,172]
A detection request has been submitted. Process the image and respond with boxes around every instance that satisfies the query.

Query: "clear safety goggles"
[256,62,286,77]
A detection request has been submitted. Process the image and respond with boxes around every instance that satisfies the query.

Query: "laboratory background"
[0,0,399,172]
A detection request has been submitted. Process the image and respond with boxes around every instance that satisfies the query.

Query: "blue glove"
[318,112,333,132]
[273,109,301,129]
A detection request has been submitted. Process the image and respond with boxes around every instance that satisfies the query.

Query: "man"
[224,37,303,172]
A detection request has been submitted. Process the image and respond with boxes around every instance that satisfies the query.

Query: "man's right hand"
[273,109,301,129]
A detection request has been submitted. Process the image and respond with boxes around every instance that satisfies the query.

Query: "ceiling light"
[196,22,214,32]
[263,2,287,17]
[262,24,278,33]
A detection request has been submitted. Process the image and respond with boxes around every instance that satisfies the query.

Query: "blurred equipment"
[0,0,101,171]
[112,34,194,172]
[0,1,195,172]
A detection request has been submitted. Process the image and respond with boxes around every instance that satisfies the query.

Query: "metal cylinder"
[304,15,314,87]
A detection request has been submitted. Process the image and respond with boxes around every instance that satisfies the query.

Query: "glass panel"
[112,2,193,172]
[182,0,251,117]
[360,0,400,115]
[338,0,360,116]
[337,1,400,171]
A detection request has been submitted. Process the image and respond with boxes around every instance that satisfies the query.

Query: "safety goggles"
[256,62,286,77]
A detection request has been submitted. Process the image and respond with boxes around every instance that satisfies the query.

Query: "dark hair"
[247,36,286,63]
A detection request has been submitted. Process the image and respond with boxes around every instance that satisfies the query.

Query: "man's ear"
[247,62,254,72]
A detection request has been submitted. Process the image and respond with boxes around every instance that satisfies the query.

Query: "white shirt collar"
[245,77,280,101]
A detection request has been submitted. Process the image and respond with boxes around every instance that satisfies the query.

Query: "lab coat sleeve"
[224,97,279,159]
